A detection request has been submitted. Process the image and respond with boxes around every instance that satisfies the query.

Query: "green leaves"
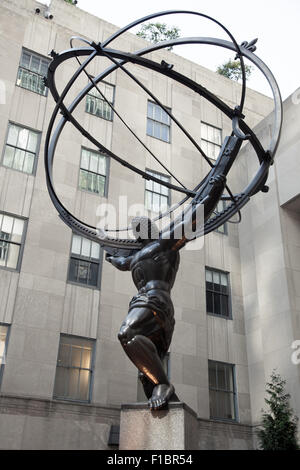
[216,59,252,82]
[257,370,299,450]
[136,23,180,51]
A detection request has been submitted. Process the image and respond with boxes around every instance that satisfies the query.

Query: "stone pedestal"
[119,402,199,450]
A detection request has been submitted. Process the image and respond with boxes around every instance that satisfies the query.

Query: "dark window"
[206,267,230,318]
[147,101,171,142]
[85,81,114,121]
[53,335,94,402]
[78,148,107,196]
[208,360,237,421]
[0,324,9,385]
[145,170,170,213]
[0,213,26,270]
[68,234,101,288]
[201,122,222,160]
[2,123,40,174]
[16,49,49,96]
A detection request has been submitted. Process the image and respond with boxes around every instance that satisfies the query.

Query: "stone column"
[119,402,199,450]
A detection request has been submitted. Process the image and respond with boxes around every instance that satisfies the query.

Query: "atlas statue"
[44,11,282,410]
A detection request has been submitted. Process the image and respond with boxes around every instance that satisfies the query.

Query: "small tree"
[257,370,299,450]
[217,59,252,82]
[136,23,180,51]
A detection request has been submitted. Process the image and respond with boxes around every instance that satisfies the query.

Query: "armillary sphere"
[44,10,282,255]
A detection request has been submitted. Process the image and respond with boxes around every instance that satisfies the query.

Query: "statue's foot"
[148,383,175,410]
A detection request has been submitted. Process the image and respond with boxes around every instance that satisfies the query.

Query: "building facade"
[0,0,298,450]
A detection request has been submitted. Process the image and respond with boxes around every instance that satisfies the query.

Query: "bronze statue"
[106,169,232,410]
[44,10,282,411]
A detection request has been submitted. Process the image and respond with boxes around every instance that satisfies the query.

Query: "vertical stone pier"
[119,402,199,450]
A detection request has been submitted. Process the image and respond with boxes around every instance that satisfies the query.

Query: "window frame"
[16,48,50,97]
[144,168,171,214]
[78,147,110,197]
[1,121,42,176]
[146,100,171,143]
[205,267,232,319]
[0,323,10,387]
[201,121,222,161]
[67,233,103,290]
[53,333,96,404]
[85,80,115,122]
[0,211,28,273]
[208,360,238,422]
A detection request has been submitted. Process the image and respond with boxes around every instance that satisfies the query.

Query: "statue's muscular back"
[129,240,180,292]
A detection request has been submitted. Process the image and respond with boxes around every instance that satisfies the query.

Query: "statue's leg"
[118,307,175,410]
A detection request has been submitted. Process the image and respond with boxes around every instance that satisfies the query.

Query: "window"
[53,335,94,402]
[208,360,237,421]
[0,213,26,270]
[215,199,228,235]
[147,101,171,142]
[2,123,40,174]
[85,81,114,121]
[16,49,49,96]
[145,170,170,213]
[0,324,9,385]
[68,234,101,288]
[78,148,107,196]
[201,122,222,160]
[205,268,230,318]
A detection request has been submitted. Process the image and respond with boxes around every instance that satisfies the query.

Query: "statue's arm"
[160,136,242,252]
[105,253,133,271]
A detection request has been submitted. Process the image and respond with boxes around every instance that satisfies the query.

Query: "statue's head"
[131,216,159,243]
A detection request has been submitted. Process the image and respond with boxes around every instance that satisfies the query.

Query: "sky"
[44,0,300,100]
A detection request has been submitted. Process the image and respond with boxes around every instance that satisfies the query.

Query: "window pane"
[0,325,8,365]
[79,369,90,401]
[7,125,19,146]
[208,362,217,388]
[13,149,25,171]
[17,128,29,149]
[71,235,81,255]
[21,51,31,69]
[221,295,229,317]
[91,242,100,260]
[11,218,24,243]
[206,291,213,313]
[81,149,90,170]
[154,121,160,139]
[3,146,14,168]
[2,216,13,236]
[71,346,82,368]
[205,269,212,283]
[97,155,106,175]
[81,238,91,257]
[67,368,80,399]
[147,101,154,118]
[81,348,92,369]
[53,366,67,397]
[79,169,88,190]
[89,153,98,173]
[58,343,71,367]
[89,262,99,287]
[6,243,20,269]
[213,293,221,315]
[27,131,38,153]
[23,153,35,174]
[30,55,40,73]
[147,118,153,136]
[77,260,89,284]
[209,390,218,418]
